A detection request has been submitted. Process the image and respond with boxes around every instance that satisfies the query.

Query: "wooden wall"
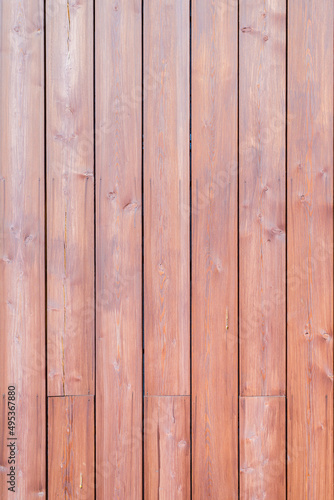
[0,0,332,498]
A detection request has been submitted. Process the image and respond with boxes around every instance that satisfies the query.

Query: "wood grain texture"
[48,396,94,498]
[239,0,286,397]
[287,0,333,498]
[46,0,94,396]
[0,1,45,497]
[240,397,286,499]
[144,0,190,396]
[192,0,238,497]
[95,1,142,498]
[144,396,190,499]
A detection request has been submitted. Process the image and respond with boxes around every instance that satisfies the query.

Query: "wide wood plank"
[287,0,333,497]
[144,396,190,499]
[95,1,142,498]
[46,0,94,396]
[0,1,45,497]
[192,0,238,497]
[239,0,286,397]
[144,0,190,396]
[240,397,286,499]
[48,396,94,498]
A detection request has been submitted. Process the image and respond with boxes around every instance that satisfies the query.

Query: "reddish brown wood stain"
[240,397,286,499]
[0,0,332,498]
[192,0,238,497]
[96,0,142,498]
[48,396,94,498]
[144,396,191,499]
[144,0,190,397]
[239,0,286,397]
[287,0,333,498]
[0,0,46,497]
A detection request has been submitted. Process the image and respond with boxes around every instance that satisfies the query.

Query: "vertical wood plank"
[240,397,286,499]
[95,1,142,498]
[144,396,190,499]
[239,0,286,396]
[46,0,94,396]
[144,0,190,396]
[287,0,333,497]
[192,0,238,497]
[0,1,45,497]
[48,396,94,498]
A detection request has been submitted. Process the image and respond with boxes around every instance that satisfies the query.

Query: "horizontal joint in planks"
[144,395,191,398]
[47,394,93,398]
[239,395,286,399]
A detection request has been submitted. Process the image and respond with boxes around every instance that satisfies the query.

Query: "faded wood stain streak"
[287,0,333,498]
[239,0,286,397]
[46,0,94,396]
[192,0,238,497]
[96,0,142,498]
[0,0,46,497]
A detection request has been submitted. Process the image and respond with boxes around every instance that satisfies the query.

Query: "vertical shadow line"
[237,0,240,498]
[285,0,288,498]
[93,0,97,497]
[44,0,48,497]
[141,1,145,498]
[189,0,192,497]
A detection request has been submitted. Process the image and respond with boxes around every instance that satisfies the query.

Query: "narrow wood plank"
[192,0,238,497]
[48,396,94,498]
[144,0,190,396]
[0,1,45,497]
[46,0,94,396]
[240,397,286,498]
[287,0,333,498]
[95,1,142,498]
[239,0,286,396]
[144,396,190,499]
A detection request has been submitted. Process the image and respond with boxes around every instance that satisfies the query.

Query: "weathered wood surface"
[48,396,94,498]
[95,0,142,498]
[239,0,286,397]
[240,396,286,499]
[144,0,190,396]
[0,0,46,497]
[287,0,333,498]
[0,0,333,496]
[192,0,239,497]
[144,396,190,499]
[46,0,94,396]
